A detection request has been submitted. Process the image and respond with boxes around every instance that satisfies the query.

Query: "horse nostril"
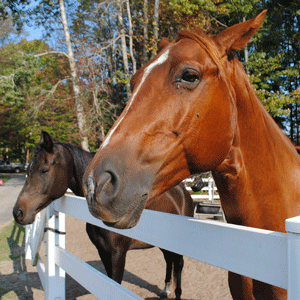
[86,170,120,207]
[13,207,24,222]
[100,172,114,195]
[18,209,24,220]
[96,171,120,200]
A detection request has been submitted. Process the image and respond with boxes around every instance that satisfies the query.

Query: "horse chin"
[21,217,35,226]
[103,219,136,229]
[103,210,141,229]
[89,193,148,229]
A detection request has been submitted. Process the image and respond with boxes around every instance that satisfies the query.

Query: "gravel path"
[0,173,26,228]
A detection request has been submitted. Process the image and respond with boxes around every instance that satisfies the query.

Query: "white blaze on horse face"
[101,49,170,149]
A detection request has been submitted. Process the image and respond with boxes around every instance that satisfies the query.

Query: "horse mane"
[58,143,95,183]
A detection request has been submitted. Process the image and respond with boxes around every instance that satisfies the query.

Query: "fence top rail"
[55,194,284,235]
[286,215,300,233]
[53,194,288,289]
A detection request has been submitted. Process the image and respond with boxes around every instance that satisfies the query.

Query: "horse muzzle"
[13,204,35,225]
[83,158,151,229]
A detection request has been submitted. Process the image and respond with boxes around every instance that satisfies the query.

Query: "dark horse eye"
[175,68,200,90]
[41,168,49,174]
[182,70,199,83]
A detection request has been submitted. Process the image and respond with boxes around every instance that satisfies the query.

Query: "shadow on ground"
[0,222,42,299]
[1,222,186,299]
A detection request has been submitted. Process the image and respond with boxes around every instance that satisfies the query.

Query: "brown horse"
[83,11,300,299]
[13,131,194,300]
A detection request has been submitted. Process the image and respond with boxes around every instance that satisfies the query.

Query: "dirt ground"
[0,213,232,300]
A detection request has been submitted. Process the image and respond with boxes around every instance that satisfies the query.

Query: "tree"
[1,0,90,150]
[70,1,129,146]
[0,39,70,161]
[0,13,28,47]
[246,1,300,142]
[117,0,131,96]
[126,0,136,74]
[2,0,300,147]
[153,0,160,46]
[58,0,89,150]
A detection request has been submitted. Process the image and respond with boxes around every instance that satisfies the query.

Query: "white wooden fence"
[183,176,219,201]
[25,194,300,299]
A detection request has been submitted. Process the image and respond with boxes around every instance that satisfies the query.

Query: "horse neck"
[213,60,300,230]
[61,144,94,197]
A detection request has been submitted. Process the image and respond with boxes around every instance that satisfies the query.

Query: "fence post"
[25,225,32,260]
[208,177,215,201]
[44,202,66,300]
[285,215,300,300]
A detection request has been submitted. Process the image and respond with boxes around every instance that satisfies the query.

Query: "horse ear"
[214,10,267,54]
[40,131,54,153]
[158,37,170,53]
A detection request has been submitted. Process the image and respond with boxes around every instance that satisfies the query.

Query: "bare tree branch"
[34,50,70,59]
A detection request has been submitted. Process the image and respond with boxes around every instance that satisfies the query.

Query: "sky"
[23,24,59,50]
[23,0,43,41]
[25,25,43,41]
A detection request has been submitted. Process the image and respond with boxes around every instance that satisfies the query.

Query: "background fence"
[184,175,219,201]
[25,193,300,299]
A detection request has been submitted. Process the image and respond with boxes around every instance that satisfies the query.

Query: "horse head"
[83,11,267,229]
[13,131,74,225]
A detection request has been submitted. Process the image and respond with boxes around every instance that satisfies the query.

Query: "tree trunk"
[58,0,89,151]
[296,103,299,144]
[117,0,131,96]
[143,0,149,64]
[153,0,160,55]
[26,148,30,164]
[290,104,294,143]
[243,16,249,74]
[126,0,136,74]
[241,9,249,74]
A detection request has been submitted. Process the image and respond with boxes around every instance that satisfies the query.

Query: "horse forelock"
[176,29,223,71]
[30,143,46,172]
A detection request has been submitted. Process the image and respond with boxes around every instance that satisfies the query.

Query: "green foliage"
[247,1,300,142]
[0,38,80,161]
[2,0,300,152]
[0,40,48,161]
[247,52,291,116]
[0,175,11,183]
[169,0,218,16]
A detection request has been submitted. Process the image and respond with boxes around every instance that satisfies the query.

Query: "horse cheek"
[185,93,236,171]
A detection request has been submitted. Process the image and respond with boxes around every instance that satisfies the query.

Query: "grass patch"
[0,290,18,300]
[192,190,219,195]
[0,175,11,184]
[193,190,208,195]
[0,221,25,262]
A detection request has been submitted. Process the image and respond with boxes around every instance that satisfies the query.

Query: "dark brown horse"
[83,11,300,299]
[13,131,194,300]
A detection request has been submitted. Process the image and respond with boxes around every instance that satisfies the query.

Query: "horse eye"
[181,70,199,83]
[41,168,49,174]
